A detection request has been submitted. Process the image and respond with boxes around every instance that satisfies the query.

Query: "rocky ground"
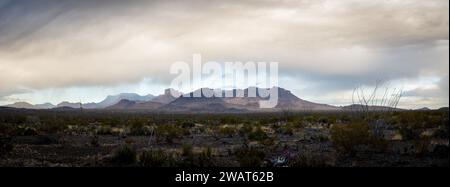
[1,122,448,167]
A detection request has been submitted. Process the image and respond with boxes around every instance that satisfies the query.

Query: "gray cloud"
[404,75,449,98]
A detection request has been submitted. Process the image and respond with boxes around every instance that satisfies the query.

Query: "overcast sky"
[0,0,448,109]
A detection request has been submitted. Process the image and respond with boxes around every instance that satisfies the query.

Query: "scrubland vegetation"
[0,109,448,167]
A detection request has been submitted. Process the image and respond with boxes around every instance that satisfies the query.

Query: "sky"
[0,0,448,109]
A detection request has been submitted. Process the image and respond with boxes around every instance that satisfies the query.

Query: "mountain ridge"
[2,87,440,112]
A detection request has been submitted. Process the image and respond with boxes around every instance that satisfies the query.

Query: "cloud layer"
[0,0,448,108]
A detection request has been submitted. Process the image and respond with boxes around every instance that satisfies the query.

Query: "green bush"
[156,124,184,143]
[36,120,68,134]
[330,123,371,154]
[276,126,294,136]
[289,121,305,129]
[129,125,154,136]
[201,146,213,158]
[248,127,269,142]
[238,124,253,137]
[0,136,13,157]
[182,144,193,157]
[181,121,195,128]
[433,127,449,139]
[178,145,216,167]
[112,145,137,165]
[15,125,38,136]
[234,146,266,167]
[398,126,421,141]
[218,126,236,137]
[96,125,113,135]
[90,135,99,147]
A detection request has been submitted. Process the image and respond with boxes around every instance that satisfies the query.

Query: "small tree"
[351,80,403,118]
[351,81,403,142]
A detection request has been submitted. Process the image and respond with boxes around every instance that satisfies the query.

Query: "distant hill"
[56,101,82,109]
[150,89,180,104]
[342,104,404,112]
[4,87,435,113]
[8,93,158,109]
[2,87,341,112]
[82,102,102,109]
[438,107,449,111]
[51,106,79,111]
[106,99,163,110]
[4,102,35,109]
[34,103,55,109]
[97,93,155,108]
[1,93,156,110]
[4,102,55,109]
[161,92,233,112]
[160,87,339,113]
[415,107,431,111]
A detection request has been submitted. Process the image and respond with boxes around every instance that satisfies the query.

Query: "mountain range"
[158,87,338,112]
[2,87,441,112]
[4,102,55,109]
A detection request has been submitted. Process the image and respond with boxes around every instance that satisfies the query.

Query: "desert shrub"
[1,114,26,124]
[178,146,216,167]
[190,147,216,167]
[220,116,240,124]
[129,118,145,128]
[128,124,145,135]
[194,152,215,167]
[234,146,266,167]
[394,112,445,130]
[398,125,422,141]
[369,137,389,153]
[318,116,331,124]
[156,124,184,143]
[35,135,62,145]
[139,149,177,167]
[260,137,276,146]
[218,126,236,137]
[0,136,13,157]
[181,121,195,128]
[238,124,253,137]
[96,125,113,135]
[304,115,320,123]
[90,135,99,147]
[289,120,305,129]
[201,146,213,158]
[182,144,193,157]
[37,122,66,134]
[129,125,154,136]
[339,114,352,123]
[112,145,137,165]
[424,115,444,128]
[248,127,269,142]
[15,125,38,136]
[431,145,449,158]
[330,123,371,154]
[124,138,135,144]
[65,125,93,135]
[0,124,15,136]
[276,126,294,136]
[432,127,449,139]
[311,134,329,142]
[413,136,432,156]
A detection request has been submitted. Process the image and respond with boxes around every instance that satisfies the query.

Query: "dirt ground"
[1,126,448,167]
